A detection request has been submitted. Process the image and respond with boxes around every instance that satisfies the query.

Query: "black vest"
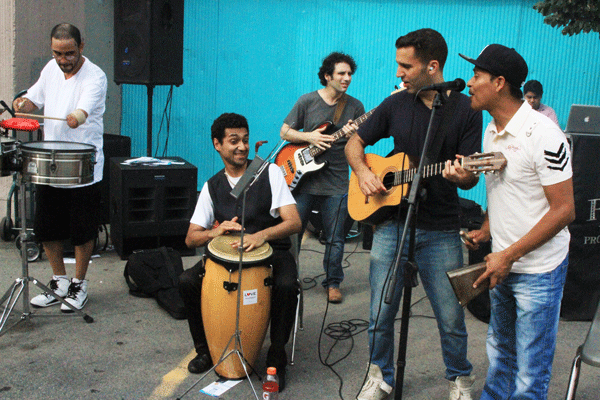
[207,162,291,250]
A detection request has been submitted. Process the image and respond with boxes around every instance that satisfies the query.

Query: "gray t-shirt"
[283,91,365,195]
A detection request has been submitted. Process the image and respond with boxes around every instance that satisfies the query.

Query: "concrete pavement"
[0,230,598,399]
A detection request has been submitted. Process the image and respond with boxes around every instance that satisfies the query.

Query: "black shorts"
[34,183,101,246]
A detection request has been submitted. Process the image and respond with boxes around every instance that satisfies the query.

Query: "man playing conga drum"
[13,23,107,312]
[179,113,301,391]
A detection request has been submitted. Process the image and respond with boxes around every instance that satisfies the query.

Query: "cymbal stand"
[177,185,262,400]
[0,174,93,337]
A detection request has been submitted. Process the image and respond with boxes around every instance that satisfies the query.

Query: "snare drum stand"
[0,174,94,337]
[178,160,268,400]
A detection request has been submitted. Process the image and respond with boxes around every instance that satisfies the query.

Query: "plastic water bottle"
[262,367,279,399]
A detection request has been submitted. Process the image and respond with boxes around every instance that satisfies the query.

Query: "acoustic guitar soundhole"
[382,172,395,190]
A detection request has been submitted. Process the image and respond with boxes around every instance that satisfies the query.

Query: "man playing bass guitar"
[279,52,364,303]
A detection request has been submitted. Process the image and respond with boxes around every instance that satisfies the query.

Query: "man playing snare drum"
[179,113,301,391]
[13,23,107,312]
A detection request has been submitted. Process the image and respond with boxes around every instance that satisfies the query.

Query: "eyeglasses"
[52,52,78,61]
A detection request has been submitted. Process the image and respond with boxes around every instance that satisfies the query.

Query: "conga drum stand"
[178,185,264,400]
[0,175,94,337]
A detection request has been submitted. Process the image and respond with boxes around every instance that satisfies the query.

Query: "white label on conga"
[27,162,38,174]
[243,289,258,305]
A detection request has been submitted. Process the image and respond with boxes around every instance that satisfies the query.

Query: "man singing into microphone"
[345,28,482,400]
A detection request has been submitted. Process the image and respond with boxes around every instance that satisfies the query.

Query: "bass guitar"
[275,108,375,190]
[348,152,507,225]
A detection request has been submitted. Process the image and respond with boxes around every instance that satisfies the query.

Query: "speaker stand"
[146,84,154,157]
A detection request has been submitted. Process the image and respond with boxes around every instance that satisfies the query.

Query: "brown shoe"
[327,287,343,303]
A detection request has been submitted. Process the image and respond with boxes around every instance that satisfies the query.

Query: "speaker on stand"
[114,0,184,156]
[114,0,184,86]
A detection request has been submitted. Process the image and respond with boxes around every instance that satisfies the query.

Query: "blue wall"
[120,0,600,208]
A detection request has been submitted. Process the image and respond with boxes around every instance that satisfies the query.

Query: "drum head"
[0,136,16,146]
[207,234,273,268]
[21,141,96,153]
[0,117,40,132]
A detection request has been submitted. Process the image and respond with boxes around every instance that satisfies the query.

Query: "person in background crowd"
[523,79,560,127]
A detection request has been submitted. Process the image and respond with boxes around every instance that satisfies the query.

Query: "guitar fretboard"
[387,161,447,187]
[309,108,376,157]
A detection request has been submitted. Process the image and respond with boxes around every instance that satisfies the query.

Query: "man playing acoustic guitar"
[345,29,482,400]
[279,52,365,303]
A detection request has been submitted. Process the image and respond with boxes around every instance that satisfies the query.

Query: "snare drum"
[201,234,273,379]
[20,141,96,186]
[0,137,17,177]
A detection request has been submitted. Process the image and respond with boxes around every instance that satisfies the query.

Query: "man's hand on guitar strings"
[358,169,387,197]
[443,155,478,189]
[341,119,360,138]
[308,124,334,150]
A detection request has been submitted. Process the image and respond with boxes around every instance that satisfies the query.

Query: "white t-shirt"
[483,102,572,274]
[190,163,296,229]
[26,56,107,185]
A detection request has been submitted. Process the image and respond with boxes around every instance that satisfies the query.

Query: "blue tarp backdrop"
[119,0,600,208]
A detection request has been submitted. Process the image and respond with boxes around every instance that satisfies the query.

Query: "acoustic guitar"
[275,108,375,190]
[348,152,507,225]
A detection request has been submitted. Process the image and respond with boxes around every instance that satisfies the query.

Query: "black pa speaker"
[99,134,131,224]
[114,0,184,86]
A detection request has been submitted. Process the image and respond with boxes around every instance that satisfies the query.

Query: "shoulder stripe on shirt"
[544,143,569,171]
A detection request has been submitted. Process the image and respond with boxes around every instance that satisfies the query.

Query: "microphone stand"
[177,152,272,400]
[383,90,446,399]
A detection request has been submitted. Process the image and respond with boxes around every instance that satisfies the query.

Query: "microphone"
[0,100,16,117]
[230,156,265,199]
[420,78,466,92]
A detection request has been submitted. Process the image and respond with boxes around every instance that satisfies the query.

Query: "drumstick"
[15,112,67,121]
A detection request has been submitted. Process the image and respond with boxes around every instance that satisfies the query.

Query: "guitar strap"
[332,93,348,126]
[424,90,461,165]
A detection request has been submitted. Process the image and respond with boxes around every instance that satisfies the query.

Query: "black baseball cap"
[459,44,528,88]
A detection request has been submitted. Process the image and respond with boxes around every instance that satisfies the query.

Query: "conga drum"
[201,234,273,379]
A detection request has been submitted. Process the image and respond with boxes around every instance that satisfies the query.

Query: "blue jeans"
[368,218,472,387]
[481,256,568,400]
[294,193,348,288]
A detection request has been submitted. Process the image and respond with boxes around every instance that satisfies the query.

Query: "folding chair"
[565,299,600,399]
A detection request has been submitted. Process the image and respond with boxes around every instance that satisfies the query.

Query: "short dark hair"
[395,28,448,70]
[51,23,82,46]
[211,113,249,144]
[489,72,523,100]
[523,80,543,96]
[318,52,357,86]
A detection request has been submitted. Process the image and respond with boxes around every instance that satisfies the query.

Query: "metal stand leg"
[176,188,263,400]
[0,178,94,337]
[290,280,303,366]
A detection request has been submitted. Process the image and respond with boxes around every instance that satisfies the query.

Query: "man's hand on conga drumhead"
[231,232,266,252]
[212,217,242,237]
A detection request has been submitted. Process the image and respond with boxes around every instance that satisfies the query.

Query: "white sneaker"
[449,375,475,400]
[357,363,393,400]
[61,279,88,313]
[30,276,70,307]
